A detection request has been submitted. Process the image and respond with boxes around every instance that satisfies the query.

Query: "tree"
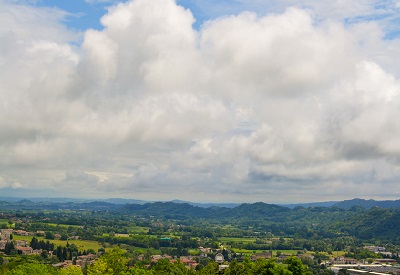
[87,259,111,275]
[46,232,55,240]
[197,262,219,275]
[58,265,84,275]
[41,250,49,259]
[4,241,16,255]
[30,237,39,249]
[87,247,128,275]
[128,268,154,275]
[4,262,57,275]
[284,256,311,275]
[251,258,292,275]
[226,259,251,275]
[56,246,64,262]
[63,247,68,261]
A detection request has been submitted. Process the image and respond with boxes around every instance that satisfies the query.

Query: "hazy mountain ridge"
[1,197,400,211]
[332,198,400,209]
[281,201,338,208]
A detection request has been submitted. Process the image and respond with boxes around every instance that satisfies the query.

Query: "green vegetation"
[1,247,314,274]
[1,200,400,274]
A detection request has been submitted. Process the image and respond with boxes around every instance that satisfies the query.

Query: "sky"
[1,0,400,203]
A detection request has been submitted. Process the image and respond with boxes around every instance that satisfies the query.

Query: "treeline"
[95,234,199,250]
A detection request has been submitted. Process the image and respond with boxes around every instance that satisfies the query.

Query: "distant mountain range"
[282,198,400,209]
[332,198,400,209]
[0,197,240,208]
[281,201,338,208]
[0,196,399,210]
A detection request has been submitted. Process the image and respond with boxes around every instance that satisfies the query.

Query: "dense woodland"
[1,199,400,274]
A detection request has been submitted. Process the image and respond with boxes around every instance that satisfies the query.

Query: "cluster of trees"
[1,237,86,262]
[95,234,199,251]
[30,237,55,251]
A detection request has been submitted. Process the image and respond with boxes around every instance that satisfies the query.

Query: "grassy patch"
[126,226,150,234]
[0,218,14,228]
[43,223,83,228]
[219,237,256,243]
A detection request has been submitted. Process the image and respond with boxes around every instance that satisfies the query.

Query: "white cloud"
[1,0,400,203]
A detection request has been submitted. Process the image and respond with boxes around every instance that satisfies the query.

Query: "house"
[343,258,358,264]
[52,261,73,268]
[0,240,6,250]
[373,259,397,264]
[215,253,224,263]
[331,256,358,264]
[0,229,13,241]
[15,240,28,247]
[180,256,197,265]
[169,256,198,269]
[32,249,43,255]
[251,251,272,261]
[151,255,163,262]
[77,254,97,261]
[364,246,385,253]
[15,246,33,255]
[13,230,33,236]
[75,254,97,268]
[13,230,28,236]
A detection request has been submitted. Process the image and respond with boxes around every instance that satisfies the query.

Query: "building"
[0,229,13,241]
[251,251,272,261]
[0,240,6,250]
[373,259,397,264]
[15,240,28,247]
[215,253,224,264]
[15,246,33,255]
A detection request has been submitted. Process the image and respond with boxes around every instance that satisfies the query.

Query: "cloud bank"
[1,0,400,203]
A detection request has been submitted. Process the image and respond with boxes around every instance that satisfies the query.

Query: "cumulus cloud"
[1,0,400,203]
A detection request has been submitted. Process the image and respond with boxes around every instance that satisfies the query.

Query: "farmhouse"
[15,246,33,255]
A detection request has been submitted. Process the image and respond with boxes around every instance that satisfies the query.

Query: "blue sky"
[30,0,213,30]
[33,0,117,30]
[1,0,400,203]
[32,0,263,31]
[28,0,400,37]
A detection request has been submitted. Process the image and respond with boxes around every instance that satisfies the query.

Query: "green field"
[219,237,257,243]
[230,249,290,255]
[127,226,150,234]
[0,218,14,228]
[44,223,83,228]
